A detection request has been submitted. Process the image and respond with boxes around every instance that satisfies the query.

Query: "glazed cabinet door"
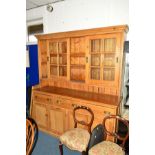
[38,40,49,79]
[32,102,48,130]
[48,106,67,135]
[47,38,69,80]
[86,33,121,87]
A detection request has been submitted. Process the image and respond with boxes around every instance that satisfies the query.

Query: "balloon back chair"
[59,105,94,155]
[88,115,129,155]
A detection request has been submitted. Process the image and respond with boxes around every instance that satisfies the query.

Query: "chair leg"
[59,141,63,155]
[82,151,87,155]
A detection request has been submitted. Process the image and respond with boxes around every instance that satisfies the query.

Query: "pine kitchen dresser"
[30,25,128,141]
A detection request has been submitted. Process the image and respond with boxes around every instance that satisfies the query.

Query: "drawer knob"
[104,111,111,115]
[56,99,61,104]
[47,98,51,102]
[72,104,78,108]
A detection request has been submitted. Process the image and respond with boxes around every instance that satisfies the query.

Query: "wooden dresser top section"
[35,25,128,40]
[34,86,121,107]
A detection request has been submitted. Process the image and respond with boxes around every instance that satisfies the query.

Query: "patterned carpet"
[32,131,80,155]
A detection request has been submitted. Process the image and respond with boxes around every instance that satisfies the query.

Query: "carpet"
[32,131,81,155]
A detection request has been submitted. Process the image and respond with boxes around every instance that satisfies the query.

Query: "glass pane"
[91,54,100,66]
[103,54,115,67]
[50,56,57,64]
[104,38,116,52]
[49,42,57,54]
[59,55,67,65]
[59,67,67,76]
[50,66,57,76]
[91,68,100,80]
[103,68,115,81]
[91,39,101,52]
[58,42,67,54]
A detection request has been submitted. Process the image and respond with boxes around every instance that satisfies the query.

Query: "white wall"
[26,0,129,34]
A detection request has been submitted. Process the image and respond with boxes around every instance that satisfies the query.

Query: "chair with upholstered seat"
[59,105,94,155]
[88,115,129,155]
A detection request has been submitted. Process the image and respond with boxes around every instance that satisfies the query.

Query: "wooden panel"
[70,37,86,82]
[49,106,66,135]
[34,86,121,107]
[35,25,128,40]
[70,67,85,82]
[33,92,52,104]
[39,40,48,79]
[33,102,48,129]
[71,37,85,54]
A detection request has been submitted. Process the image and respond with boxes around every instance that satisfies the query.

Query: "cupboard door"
[49,106,66,135]
[39,40,49,79]
[48,39,68,78]
[32,102,48,130]
[87,34,120,86]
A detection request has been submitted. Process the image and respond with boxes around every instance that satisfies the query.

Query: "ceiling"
[26,0,65,10]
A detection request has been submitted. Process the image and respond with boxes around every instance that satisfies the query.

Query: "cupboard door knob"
[45,114,48,117]
[47,98,51,102]
[86,57,88,63]
[116,57,118,63]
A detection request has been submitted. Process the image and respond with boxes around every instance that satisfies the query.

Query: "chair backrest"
[27,117,38,154]
[26,119,34,155]
[73,105,94,133]
[103,115,129,149]
[88,124,104,150]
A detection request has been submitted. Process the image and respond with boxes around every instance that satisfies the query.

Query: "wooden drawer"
[53,96,72,109]
[93,106,116,117]
[71,99,116,117]
[33,92,53,104]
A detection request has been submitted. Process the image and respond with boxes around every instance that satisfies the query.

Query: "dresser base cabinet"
[30,86,121,141]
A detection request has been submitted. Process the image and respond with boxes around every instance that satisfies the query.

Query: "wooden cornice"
[35,25,129,40]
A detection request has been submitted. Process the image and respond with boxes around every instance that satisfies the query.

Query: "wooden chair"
[26,119,34,155]
[27,117,38,154]
[88,115,129,155]
[59,105,94,155]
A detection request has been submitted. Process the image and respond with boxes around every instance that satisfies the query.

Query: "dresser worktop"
[34,86,121,107]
